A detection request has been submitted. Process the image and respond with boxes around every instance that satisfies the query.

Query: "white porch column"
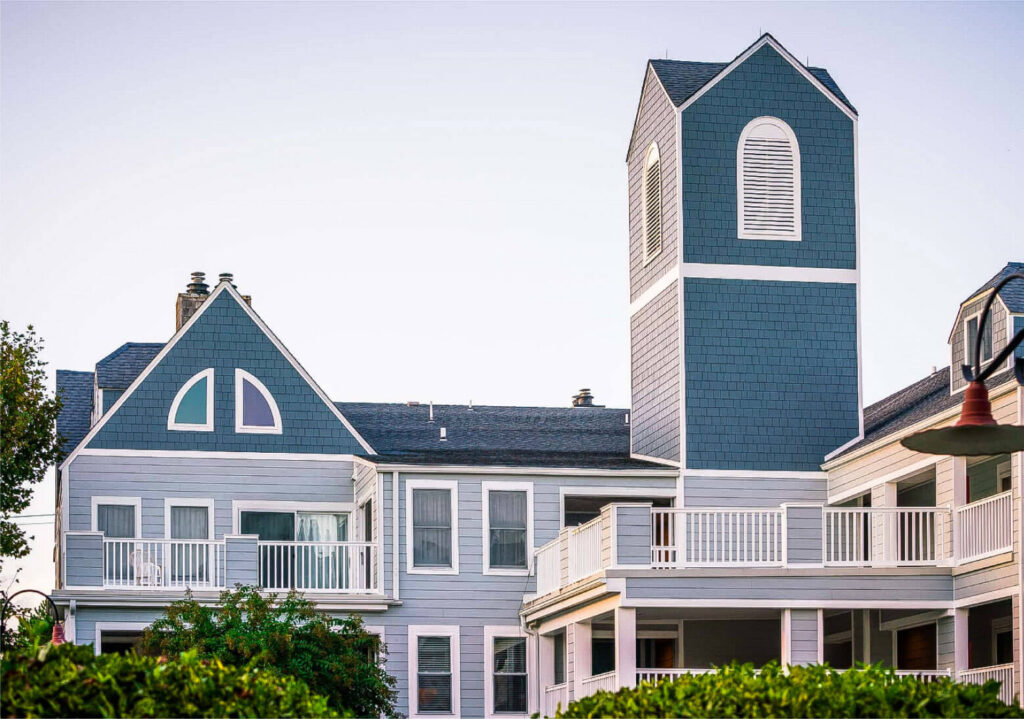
[952,457,968,562]
[615,606,637,689]
[572,621,592,700]
[953,608,969,678]
[539,634,555,699]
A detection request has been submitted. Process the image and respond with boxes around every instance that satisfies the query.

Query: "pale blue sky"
[1,1,1021,594]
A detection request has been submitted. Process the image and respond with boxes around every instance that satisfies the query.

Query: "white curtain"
[489,491,527,568]
[296,513,348,589]
[170,506,209,583]
[413,489,452,567]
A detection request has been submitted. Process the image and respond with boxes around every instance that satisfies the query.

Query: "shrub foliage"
[554,662,1024,718]
[138,584,396,718]
[0,641,337,718]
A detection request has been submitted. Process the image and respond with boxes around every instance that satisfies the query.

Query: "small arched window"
[737,117,801,241]
[235,369,282,434]
[168,369,214,431]
[641,143,662,263]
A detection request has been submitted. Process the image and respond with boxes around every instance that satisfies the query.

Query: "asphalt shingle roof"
[965,262,1024,313]
[95,342,163,389]
[55,370,94,459]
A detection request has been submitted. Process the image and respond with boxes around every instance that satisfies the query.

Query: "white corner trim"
[90,496,142,536]
[167,368,214,432]
[408,625,461,719]
[483,625,529,719]
[406,479,459,575]
[234,368,283,434]
[163,498,216,539]
[737,116,801,242]
[681,263,858,284]
[629,267,679,316]
[676,34,857,122]
[482,481,534,576]
[94,621,151,655]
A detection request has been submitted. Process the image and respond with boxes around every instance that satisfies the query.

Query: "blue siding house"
[52,34,1024,715]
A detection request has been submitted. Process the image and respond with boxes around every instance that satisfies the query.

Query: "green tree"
[139,584,397,719]
[1,321,63,565]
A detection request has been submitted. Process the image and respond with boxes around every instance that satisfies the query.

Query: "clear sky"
[1,1,1021,596]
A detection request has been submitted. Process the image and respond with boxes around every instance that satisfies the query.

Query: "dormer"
[948,262,1024,394]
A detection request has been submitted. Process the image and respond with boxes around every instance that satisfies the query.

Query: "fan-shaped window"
[168,369,214,431]
[235,369,282,434]
[737,117,801,241]
[641,143,662,264]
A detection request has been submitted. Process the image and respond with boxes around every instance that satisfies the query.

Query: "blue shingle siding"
[95,342,163,388]
[680,44,856,269]
[55,370,94,459]
[101,389,122,414]
[684,278,859,471]
[86,291,366,453]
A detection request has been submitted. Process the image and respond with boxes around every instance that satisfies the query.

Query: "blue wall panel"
[87,291,365,454]
[681,44,856,269]
[684,278,859,471]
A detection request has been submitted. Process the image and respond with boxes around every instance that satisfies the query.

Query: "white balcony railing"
[567,517,603,583]
[258,541,376,592]
[959,664,1015,705]
[894,669,952,681]
[102,538,226,589]
[651,508,784,567]
[957,491,1012,563]
[578,671,616,698]
[535,539,561,597]
[542,682,569,717]
[637,668,715,683]
[823,507,951,566]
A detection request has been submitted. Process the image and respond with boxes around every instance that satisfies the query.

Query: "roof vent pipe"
[440,427,447,442]
[428,401,434,423]
[468,399,473,411]
[625,412,630,425]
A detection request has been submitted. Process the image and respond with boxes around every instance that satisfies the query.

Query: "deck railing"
[823,507,951,566]
[957,491,1012,563]
[535,538,561,596]
[578,671,616,697]
[567,517,603,583]
[102,538,226,589]
[651,508,784,567]
[542,682,569,717]
[893,669,952,681]
[258,541,376,592]
[959,664,1015,705]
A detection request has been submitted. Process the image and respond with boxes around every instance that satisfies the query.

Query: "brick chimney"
[175,271,251,330]
[572,388,604,408]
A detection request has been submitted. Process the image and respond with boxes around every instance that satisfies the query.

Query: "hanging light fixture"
[902,273,1024,456]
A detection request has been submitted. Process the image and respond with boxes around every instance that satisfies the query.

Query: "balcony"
[66,532,379,594]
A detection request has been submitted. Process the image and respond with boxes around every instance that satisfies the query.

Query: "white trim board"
[558,486,676,528]
[163,498,216,539]
[827,457,938,505]
[681,263,857,284]
[684,469,826,480]
[481,481,534,577]
[93,621,151,656]
[90,496,142,537]
[76,448,357,462]
[408,625,461,719]
[234,368,283,434]
[629,267,678,316]
[167,368,214,432]
[483,625,531,719]
[230,500,354,534]
[405,478,460,575]
[353,456,677,477]
[59,280,375,473]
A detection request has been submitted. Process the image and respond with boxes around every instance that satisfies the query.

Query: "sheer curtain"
[413,489,452,568]
[98,504,135,581]
[296,513,348,589]
[489,490,527,568]
[171,506,209,584]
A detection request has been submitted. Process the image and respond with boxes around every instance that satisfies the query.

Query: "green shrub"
[138,585,396,719]
[0,641,337,718]
[554,662,1024,718]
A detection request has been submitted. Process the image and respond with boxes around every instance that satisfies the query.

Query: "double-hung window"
[93,497,141,585]
[485,627,529,718]
[483,482,533,575]
[409,625,460,717]
[965,313,993,368]
[407,480,458,574]
[165,499,214,586]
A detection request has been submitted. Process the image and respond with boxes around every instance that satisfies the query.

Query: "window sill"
[407,566,459,576]
[483,567,531,577]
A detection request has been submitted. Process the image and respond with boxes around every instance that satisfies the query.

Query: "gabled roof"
[95,342,163,388]
[964,262,1024,313]
[55,370,94,459]
[647,34,856,115]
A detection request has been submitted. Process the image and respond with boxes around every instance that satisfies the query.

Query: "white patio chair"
[130,549,163,586]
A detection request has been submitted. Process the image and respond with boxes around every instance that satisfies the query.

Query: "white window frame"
[91,496,142,537]
[235,368,283,434]
[406,479,459,575]
[737,116,801,242]
[364,624,386,667]
[164,498,216,539]
[482,481,533,576]
[484,625,530,719]
[558,486,676,528]
[230,500,354,534]
[168,368,215,431]
[409,625,461,719]
[641,142,662,265]
[962,311,994,368]
[94,621,150,656]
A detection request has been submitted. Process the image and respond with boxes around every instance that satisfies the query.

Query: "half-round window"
[641,142,662,263]
[235,369,282,434]
[737,116,801,241]
[168,369,214,431]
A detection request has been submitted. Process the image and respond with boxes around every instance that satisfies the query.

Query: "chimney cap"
[572,388,604,408]
[218,272,236,288]
[187,271,209,296]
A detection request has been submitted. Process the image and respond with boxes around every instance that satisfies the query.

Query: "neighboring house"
[50,33,1023,717]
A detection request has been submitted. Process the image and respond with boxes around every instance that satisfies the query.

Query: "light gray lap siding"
[953,562,1019,601]
[67,454,355,538]
[789,609,820,664]
[630,285,680,461]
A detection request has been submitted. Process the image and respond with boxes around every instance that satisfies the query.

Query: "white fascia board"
[629,267,679,316]
[358,461,678,477]
[76,448,357,462]
[59,281,375,473]
[626,62,677,163]
[684,468,826,480]
[681,263,857,284]
[677,34,857,123]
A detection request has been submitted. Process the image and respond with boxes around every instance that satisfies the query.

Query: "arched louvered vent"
[642,143,662,263]
[737,117,801,241]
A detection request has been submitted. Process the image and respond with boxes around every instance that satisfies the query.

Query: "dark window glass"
[493,637,527,714]
[242,378,275,426]
[489,491,527,569]
[417,636,452,713]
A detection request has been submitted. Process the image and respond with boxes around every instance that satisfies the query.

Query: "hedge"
[553,662,1024,718]
[0,642,338,718]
